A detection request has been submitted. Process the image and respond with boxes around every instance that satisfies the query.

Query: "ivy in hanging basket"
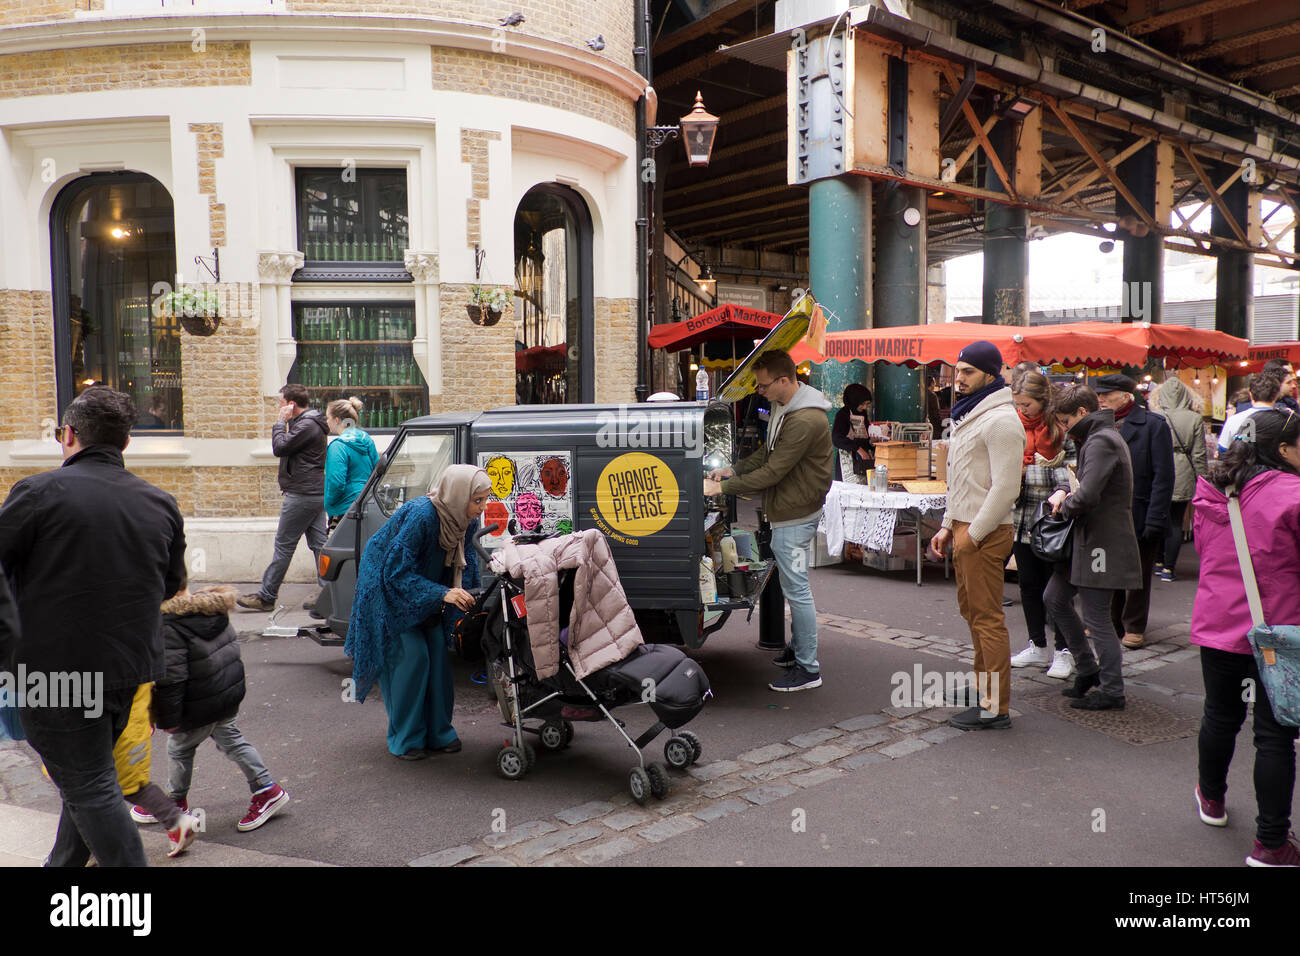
[166,289,222,336]
[467,285,510,327]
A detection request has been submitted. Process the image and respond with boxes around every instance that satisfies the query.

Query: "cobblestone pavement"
[406,613,1202,867]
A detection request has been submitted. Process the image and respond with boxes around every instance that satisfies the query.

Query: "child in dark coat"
[132,586,289,833]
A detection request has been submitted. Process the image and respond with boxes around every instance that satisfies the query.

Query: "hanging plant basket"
[166,290,222,336]
[466,304,503,327]
[179,312,222,336]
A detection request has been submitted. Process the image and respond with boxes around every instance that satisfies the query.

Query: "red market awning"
[515,344,566,372]
[791,321,1148,369]
[1237,342,1300,374]
[1048,321,1249,366]
[647,303,784,352]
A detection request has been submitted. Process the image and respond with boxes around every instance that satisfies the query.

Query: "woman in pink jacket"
[1191,407,1300,867]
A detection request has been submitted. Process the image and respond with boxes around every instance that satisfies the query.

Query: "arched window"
[513,184,594,404]
[50,172,180,429]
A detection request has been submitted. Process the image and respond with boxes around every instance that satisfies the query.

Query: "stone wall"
[0,464,281,519]
[434,47,635,136]
[594,296,637,403]
[0,290,57,441]
[0,43,252,100]
[427,283,516,413]
[0,0,98,27]
[288,0,635,69]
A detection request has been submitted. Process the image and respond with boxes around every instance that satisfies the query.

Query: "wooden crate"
[874,441,918,479]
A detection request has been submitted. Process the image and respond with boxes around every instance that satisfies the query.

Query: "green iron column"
[874,182,926,421]
[982,121,1028,326]
[808,176,872,414]
[1213,162,1252,342]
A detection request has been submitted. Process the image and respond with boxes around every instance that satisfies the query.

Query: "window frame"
[293,165,413,283]
[49,170,181,430]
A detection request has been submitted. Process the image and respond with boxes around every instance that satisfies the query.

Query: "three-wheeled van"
[312,294,821,650]
[313,401,775,648]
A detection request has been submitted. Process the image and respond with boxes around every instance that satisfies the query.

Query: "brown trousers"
[952,521,1014,715]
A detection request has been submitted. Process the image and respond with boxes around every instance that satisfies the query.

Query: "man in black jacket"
[0,387,186,866]
[239,384,329,611]
[1093,375,1174,650]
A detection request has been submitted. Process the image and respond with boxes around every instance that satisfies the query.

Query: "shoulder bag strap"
[1226,489,1266,628]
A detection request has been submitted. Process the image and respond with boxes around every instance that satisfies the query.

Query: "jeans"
[257,492,327,601]
[1044,570,1124,698]
[1163,500,1190,571]
[952,522,1014,715]
[771,517,820,673]
[1012,541,1067,651]
[1197,646,1298,848]
[19,686,147,867]
[166,716,274,799]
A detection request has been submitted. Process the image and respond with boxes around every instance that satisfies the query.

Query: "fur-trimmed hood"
[161,585,237,616]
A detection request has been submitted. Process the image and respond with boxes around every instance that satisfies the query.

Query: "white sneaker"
[1010,644,1052,668]
[1046,649,1075,679]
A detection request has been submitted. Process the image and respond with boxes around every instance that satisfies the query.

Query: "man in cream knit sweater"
[926,341,1025,730]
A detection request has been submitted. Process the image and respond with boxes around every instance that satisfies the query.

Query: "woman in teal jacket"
[323,397,379,534]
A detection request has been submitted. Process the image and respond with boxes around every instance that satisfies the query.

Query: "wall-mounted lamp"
[1000,94,1040,120]
[645,90,720,167]
[696,262,716,298]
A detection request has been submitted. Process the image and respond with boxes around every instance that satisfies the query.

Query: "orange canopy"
[789,321,1148,369]
[1047,321,1248,366]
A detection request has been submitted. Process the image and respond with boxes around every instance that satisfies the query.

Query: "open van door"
[313,418,470,643]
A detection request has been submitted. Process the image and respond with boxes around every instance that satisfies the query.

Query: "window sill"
[293,263,413,283]
[9,437,193,467]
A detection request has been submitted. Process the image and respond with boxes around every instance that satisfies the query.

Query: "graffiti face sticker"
[484,500,510,536]
[540,457,569,497]
[514,492,543,531]
[485,456,516,499]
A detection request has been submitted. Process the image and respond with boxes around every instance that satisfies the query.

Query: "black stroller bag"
[596,644,711,729]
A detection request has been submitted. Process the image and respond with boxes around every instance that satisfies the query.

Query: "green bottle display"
[294,304,425,427]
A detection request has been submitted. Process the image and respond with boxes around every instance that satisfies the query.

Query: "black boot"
[1062,671,1101,699]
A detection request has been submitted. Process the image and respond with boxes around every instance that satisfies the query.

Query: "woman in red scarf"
[1009,365,1075,678]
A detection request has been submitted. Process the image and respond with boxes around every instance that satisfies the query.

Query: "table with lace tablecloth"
[818,481,948,585]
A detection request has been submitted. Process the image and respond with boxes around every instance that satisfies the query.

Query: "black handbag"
[1029,501,1075,563]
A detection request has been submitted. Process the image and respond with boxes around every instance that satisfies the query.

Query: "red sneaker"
[237,783,289,832]
[1194,786,1227,827]
[167,813,201,858]
[1246,834,1300,867]
[130,796,188,825]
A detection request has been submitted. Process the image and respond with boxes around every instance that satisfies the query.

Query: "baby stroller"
[466,525,712,804]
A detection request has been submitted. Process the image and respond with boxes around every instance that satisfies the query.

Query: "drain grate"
[1019,689,1200,746]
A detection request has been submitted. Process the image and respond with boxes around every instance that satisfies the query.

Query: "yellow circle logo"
[596,453,679,538]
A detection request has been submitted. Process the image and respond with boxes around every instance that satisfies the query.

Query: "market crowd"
[0,349,1297,868]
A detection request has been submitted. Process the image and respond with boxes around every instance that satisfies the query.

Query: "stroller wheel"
[664,736,695,770]
[497,746,527,781]
[524,743,537,771]
[539,720,569,752]
[628,767,651,806]
[562,720,575,745]
[678,730,702,764]
[646,762,670,800]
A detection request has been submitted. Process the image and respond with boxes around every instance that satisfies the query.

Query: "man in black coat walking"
[1093,375,1174,649]
[0,387,186,866]
[238,383,329,611]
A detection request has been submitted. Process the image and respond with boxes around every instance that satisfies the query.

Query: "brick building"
[0,0,642,581]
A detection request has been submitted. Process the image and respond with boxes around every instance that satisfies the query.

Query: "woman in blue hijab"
[345,464,492,759]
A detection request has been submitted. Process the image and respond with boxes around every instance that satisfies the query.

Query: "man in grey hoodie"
[705,350,834,691]
[238,384,330,611]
